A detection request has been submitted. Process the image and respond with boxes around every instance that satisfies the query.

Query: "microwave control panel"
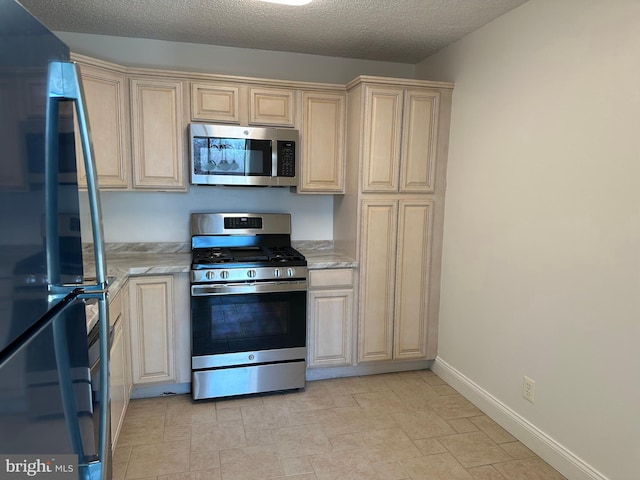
[277,141,296,177]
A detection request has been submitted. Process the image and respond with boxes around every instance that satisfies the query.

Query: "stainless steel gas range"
[189,213,307,400]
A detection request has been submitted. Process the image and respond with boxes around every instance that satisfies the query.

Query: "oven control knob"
[273,268,281,278]
[286,268,296,277]
[219,270,230,280]
[247,269,257,278]
[206,271,216,280]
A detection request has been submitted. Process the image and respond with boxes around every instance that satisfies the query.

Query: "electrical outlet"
[523,376,535,403]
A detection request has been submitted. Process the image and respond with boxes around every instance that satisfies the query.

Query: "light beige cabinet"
[358,198,434,362]
[334,76,453,368]
[108,286,130,447]
[307,269,354,367]
[130,77,186,190]
[128,275,176,384]
[361,85,440,194]
[191,83,295,127]
[75,58,130,189]
[298,91,346,193]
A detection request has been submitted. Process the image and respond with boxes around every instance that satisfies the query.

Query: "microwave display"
[190,124,299,187]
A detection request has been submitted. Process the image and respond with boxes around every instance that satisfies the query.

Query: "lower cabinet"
[307,269,354,368]
[358,198,434,362]
[128,275,176,385]
[108,286,130,448]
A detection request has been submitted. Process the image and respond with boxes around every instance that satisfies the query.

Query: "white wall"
[57,32,415,84]
[416,1,640,479]
[61,33,415,243]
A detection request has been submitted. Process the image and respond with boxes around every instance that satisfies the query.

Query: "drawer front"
[309,269,354,289]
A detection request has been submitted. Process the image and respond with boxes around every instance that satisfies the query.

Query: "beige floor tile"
[191,419,247,454]
[400,452,473,480]
[432,384,459,396]
[286,390,337,412]
[499,441,536,460]
[118,415,165,446]
[315,406,369,437]
[126,440,190,479]
[493,458,566,480]
[215,406,242,422]
[272,424,332,458]
[309,449,381,480]
[359,428,423,463]
[468,416,516,444]
[467,465,506,479]
[241,403,293,429]
[320,376,373,396]
[189,451,220,471]
[412,437,448,456]
[113,445,133,465]
[220,445,284,480]
[352,390,404,415]
[428,394,483,419]
[438,432,512,468]
[158,468,221,480]
[392,409,457,439]
[126,397,168,418]
[112,460,128,480]
[371,460,410,480]
[280,455,314,476]
[163,423,192,442]
[244,426,275,446]
[114,371,566,480]
[448,417,480,433]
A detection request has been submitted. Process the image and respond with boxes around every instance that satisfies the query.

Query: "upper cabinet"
[190,82,295,127]
[249,87,295,126]
[360,84,440,194]
[191,82,240,124]
[298,90,346,193]
[129,77,187,190]
[74,57,130,189]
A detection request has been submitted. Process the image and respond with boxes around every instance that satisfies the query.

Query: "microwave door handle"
[47,61,108,292]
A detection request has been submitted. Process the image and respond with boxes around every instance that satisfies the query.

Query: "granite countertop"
[84,241,357,332]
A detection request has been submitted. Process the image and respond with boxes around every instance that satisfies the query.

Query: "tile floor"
[113,370,566,480]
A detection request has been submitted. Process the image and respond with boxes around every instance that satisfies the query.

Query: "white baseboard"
[432,357,608,480]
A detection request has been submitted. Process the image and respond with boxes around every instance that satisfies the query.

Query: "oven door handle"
[191,281,307,296]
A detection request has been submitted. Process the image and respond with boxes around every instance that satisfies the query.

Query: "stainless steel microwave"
[189,124,298,187]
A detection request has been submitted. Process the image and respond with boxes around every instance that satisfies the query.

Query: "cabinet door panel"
[308,289,353,367]
[130,79,185,190]
[249,87,295,126]
[299,91,345,193]
[191,83,240,123]
[358,200,397,362]
[110,323,126,447]
[128,276,175,384]
[394,200,433,359]
[362,87,403,192]
[400,90,439,193]
[77,66,130,189]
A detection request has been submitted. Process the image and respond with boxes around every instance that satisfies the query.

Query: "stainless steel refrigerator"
[0,1,110,479]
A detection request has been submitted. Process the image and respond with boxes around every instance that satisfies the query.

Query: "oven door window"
[192,137,271,176]
[191,290,306,356]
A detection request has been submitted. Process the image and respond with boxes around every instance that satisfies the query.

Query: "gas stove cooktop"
[191,245,306,270]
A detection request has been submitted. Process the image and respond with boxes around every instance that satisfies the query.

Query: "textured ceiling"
[18,0,528,64]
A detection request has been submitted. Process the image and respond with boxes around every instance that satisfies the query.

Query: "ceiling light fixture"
[258,0,313,5]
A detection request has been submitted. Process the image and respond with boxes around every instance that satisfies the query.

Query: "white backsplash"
[79,187,334,244]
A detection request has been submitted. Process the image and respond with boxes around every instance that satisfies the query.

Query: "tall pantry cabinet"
[334,76,453,365]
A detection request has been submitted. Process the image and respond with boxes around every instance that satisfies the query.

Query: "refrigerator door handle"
[46,61,110,480]
[46,60,108,293]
